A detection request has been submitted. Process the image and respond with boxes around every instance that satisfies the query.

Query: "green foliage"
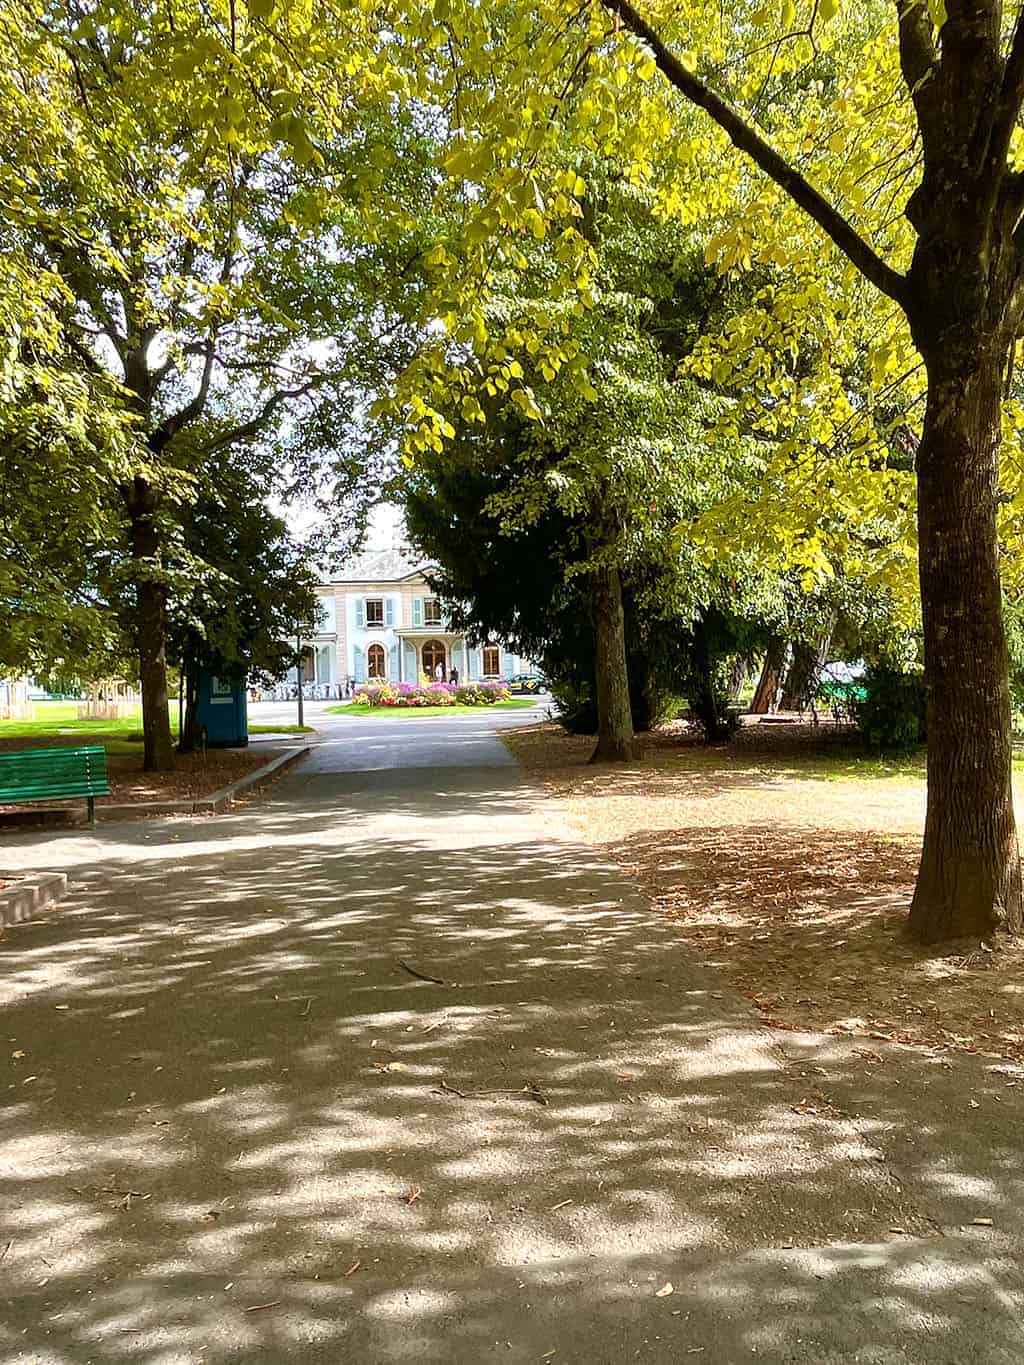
[853,666,927,753]
[168,449,318,682]
[0,0,433,747]
[548,679,598,734]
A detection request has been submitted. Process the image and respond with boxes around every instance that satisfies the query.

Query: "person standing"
[449,666,459,686]
[434,661,444,683]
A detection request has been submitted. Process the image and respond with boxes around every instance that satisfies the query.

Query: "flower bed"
[353,681,511,708]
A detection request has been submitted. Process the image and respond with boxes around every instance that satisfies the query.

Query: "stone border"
[0,871,68,928]
[96,744,311,822]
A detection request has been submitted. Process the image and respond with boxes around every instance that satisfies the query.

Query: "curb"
[197,744,311,811]
[0,871,69,928]
[97,745,311,822]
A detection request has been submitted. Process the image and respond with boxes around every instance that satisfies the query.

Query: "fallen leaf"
[972,1217,994,1227]
[655,1282,674,1297]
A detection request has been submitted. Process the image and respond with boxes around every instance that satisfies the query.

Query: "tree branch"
[148,335,216,452]
[600,0,911,308]
[988,8,1024,177]
[895,0,938,116]
[196,376,328,458]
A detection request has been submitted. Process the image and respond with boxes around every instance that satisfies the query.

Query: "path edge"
[0,871,69,928]
[97,745,311,821]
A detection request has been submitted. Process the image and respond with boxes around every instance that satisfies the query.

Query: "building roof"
[324,546,434,585]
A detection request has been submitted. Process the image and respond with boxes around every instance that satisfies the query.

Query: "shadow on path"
[0,766,1021,1361]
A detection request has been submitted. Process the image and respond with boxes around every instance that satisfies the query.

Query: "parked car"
[506,672,546,695]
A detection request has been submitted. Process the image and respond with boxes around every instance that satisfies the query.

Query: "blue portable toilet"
[195,669,249,747]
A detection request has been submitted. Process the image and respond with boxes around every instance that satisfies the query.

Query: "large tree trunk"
[780,625,833,712]
[750,637,787,714]
[127,477,175,773]
[909,339,1022,942]
[690,613,732,742]
[589,562,637,762]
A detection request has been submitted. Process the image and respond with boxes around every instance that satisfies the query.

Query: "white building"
[294,548,534,690]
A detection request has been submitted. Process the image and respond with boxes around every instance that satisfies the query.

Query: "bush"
[853,666,927,751]
[548,679,597,734]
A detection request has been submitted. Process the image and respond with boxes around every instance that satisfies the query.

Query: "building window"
[365,597,384,628]
[367,642,386,679]
[482,644,501,677]
[423,597,442,626]
[422,639,446,680]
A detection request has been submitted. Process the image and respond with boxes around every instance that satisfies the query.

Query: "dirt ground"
[505,719,1024,1068]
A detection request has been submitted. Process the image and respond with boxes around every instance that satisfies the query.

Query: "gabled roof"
[324,546,434,585]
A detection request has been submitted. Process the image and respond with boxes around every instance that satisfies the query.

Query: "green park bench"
[0,745,110,823]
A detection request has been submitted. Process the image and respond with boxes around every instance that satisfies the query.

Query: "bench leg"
[87,796,95,825]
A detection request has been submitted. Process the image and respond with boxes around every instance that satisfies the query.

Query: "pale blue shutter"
[385,598,395,627]
[354,645,365,683]
[502,650,515,677]
[403,641,417,680]
[389,644,398,678]
[412,597,424,627]
[355,598,365,629]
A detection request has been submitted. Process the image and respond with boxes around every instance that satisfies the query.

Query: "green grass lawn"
[0,701,312,753]
[327,699,538,718]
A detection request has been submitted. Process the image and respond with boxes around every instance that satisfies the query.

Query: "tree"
[6,1,430,769]
[374,0,1024,941]
[168,449,318,750]
[402,183,795,756]
[593,1,1024,939]
[403,427,695,740]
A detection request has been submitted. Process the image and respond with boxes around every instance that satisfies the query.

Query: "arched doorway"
[422,639,446,681]
[367,642,386,679]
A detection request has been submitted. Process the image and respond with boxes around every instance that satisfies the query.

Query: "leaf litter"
[506,720,1024,1068]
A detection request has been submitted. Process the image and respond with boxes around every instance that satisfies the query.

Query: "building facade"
[295,549,533,690]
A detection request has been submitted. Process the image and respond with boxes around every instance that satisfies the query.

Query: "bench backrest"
[0,745,111,801]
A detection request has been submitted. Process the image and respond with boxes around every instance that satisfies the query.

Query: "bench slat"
[0,783,111,799]
[0,745,111,803]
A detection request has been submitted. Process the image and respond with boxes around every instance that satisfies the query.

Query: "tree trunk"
[691,614,731,741]
[750,638,787,714]
[589,562,637,762]
[177,650,201,755]
[780,628,832,712]
[909,339,1022,942]
[127,478,175,773]
[727,654,750,702]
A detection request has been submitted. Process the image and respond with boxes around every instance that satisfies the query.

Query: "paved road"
[250,698,538,773]
[1,709,1023,1361]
